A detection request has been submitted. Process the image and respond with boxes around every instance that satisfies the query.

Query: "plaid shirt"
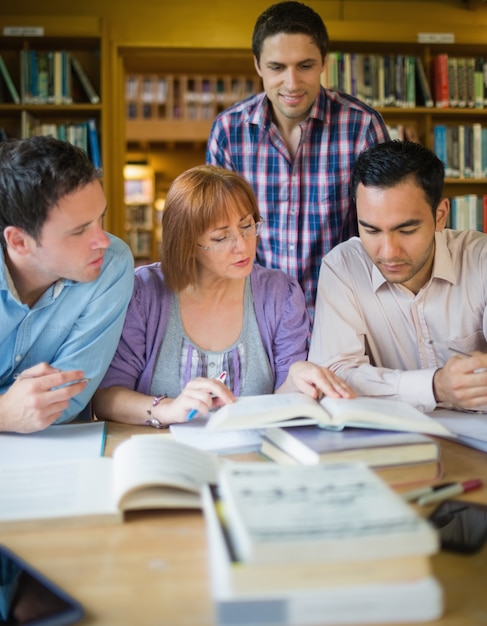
[206,87,390,319]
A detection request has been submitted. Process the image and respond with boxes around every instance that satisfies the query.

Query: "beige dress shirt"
[309,229,487,412]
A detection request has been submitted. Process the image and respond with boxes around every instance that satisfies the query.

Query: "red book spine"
[433,53,450,108]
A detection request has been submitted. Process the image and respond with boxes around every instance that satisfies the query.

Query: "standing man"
[0,135,134,433]
[206,1,389,317]
[309,140,487,413]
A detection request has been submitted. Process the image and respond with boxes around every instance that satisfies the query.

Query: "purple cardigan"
[99,263,310,394]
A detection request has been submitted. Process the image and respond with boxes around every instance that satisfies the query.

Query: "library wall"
[3,0,487,256]
[3,2,487,43]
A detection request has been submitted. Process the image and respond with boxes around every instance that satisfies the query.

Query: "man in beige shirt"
[309,140,487,413]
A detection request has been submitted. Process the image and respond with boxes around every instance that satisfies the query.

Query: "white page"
[429,408,487,450]
[0,421,106,466]
[170,417,264,453]
[0,457,116,521]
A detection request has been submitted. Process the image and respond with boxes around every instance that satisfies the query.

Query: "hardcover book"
[217,462,439,565]
[261,425,440,467]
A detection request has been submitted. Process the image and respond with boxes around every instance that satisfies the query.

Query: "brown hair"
[160,165,261,291]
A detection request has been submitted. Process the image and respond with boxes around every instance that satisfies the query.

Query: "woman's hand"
[154,377,236,424]
[277,361,355,400]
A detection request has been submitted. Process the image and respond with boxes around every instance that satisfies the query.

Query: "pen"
[187,371,227,421]
[417,478,484,506]
[449,348,487,374]
[401,482,455,503]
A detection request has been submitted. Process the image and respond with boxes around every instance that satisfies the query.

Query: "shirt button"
[15,355,22,362]
[289,244,295,251]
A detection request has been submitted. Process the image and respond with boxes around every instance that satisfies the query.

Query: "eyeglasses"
[197,220,265,253]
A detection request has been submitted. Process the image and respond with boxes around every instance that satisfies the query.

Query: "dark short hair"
[0,135,100,247]
[160,165,261,292]
[252,1,328,64]
[351,140,445,216]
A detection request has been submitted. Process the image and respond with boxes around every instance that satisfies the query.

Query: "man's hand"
[433,352,487,410]
[277,361,356,400]
[0,363,89,433]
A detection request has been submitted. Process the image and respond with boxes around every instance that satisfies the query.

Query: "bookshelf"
[123,163,156,264]
[0,15,114,230]
[115,22,487,258]
[119,47,261,258]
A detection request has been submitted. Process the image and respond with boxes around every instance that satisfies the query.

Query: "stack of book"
[203,462,443,626]
[261,425,443,489]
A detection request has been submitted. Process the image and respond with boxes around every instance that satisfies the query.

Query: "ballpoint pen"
[401,482,455,503]
[449,348,487,374]
[417,478,484,506]
[187,371,227,421]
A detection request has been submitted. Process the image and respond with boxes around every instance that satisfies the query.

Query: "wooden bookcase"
[113,21,487,256]
[0,15,116,232]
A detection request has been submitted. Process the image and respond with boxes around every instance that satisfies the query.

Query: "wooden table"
[3,422,487,625]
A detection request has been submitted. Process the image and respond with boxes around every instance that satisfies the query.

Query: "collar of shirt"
[370,230,456,294]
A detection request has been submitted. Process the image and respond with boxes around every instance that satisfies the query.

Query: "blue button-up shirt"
[0,234,134,423]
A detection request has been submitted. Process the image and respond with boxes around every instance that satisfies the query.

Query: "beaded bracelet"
[145,394,168,429]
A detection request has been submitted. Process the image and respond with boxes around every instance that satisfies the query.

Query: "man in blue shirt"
[0,135,133,432]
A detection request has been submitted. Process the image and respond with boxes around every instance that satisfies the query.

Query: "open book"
[206,393,451,437]
[0,435,219,531]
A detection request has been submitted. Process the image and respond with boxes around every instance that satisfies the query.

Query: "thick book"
[261,425,440,467]
[205,393,451,437]
[202,484,434,595]
[217,462,439,565]
[433,53,449,108]
[204,467,443,625]
[260,439,443,489]
[0,435,219,532]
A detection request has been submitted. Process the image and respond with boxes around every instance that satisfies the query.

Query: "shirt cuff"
[397,368,438,413]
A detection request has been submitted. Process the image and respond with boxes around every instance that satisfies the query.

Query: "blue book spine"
[87,118,102,170]
[434,124,448,169]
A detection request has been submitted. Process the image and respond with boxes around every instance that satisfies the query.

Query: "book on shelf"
[415,56,433,108]
[0,435,221,532]
[217,461,439,565]
[204,463,443,625]
[0,53,20,104]
[71,53,100,104]
[87,118,102,169]
[205,393,452,437]
[433,53,449,108]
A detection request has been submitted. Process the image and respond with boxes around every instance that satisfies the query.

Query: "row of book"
[322,51,487,109]
[126,74,261,121]
[0,51,99,105]
[433,53,486,109]
[322,52,426,108]
[20,111,101,169]
[449,193,487,232]
[434,123,487,179]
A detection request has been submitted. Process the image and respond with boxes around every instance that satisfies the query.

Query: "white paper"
[0,421,106,466]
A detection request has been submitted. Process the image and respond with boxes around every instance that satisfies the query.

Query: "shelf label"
[3,26,45,37]
[417,32,455,44]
